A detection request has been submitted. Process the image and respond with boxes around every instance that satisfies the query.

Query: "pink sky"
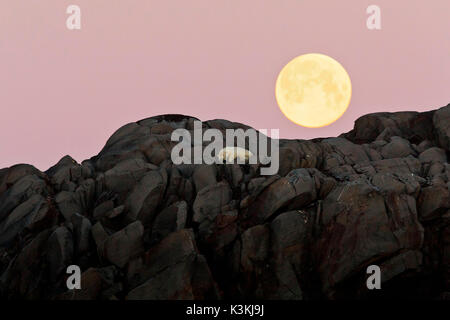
[1,0,449,170]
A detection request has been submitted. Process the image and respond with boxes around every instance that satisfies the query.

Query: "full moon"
[275,53,352,128]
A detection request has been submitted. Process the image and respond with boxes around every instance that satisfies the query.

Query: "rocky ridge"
[0,104,449,299]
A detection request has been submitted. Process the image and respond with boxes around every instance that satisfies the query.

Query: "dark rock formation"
[0,104,449,300]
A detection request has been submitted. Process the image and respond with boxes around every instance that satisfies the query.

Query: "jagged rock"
[0,229,53,298]
[74,178,96,214]
[232,211,309,300]
[434,104,450,151]
[46,155,82,192]
[140,136,174,166]
[277,140,322,176]
[0,194,50,246]
[267,211,310,299]
[91,222,109,256]
[70,213,92,263]
[244,168,316,226]
[1,104,449,300]
[316,180,423,296]
[362,144,383,161]
[55,191,82,221]
[379,250,423,283]
[200,209,239,257]
[417,140,434,153]
[278,146,301,176]
[419,147,447,163]
[192,165,217,192]
[239,225,270,275]
[125,169,167,225]
[371,172,420,195]
[193,182,232,239]
[371,157,422,175]
[104,158,156,194]
[93,200,114,220]
[126,254,218,299]
[224,164,244,190]
[107,205,125,219]
[0,164,44,196]
[343,110,435,144]
[381,136,416,159]
[150,201,187,244]
[164,166,194,205]
[126,229,219,299]
[60,266,120,300]
[104,221,144,268]
[322,137,370,165]
[418,185,450,221]
[0,174,48,222]
[94,123,151,172]
[193,181,239,255]
[242,176,279,205]
[46,226,74,283]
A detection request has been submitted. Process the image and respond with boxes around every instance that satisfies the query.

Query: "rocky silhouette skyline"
[0,103,449,299]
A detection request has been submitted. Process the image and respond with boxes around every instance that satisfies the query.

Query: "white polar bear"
[216,146,253,163]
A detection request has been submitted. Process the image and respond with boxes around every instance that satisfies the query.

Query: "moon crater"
[276,53,352,128]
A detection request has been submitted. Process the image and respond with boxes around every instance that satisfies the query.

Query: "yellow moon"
[275,53,352,128]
